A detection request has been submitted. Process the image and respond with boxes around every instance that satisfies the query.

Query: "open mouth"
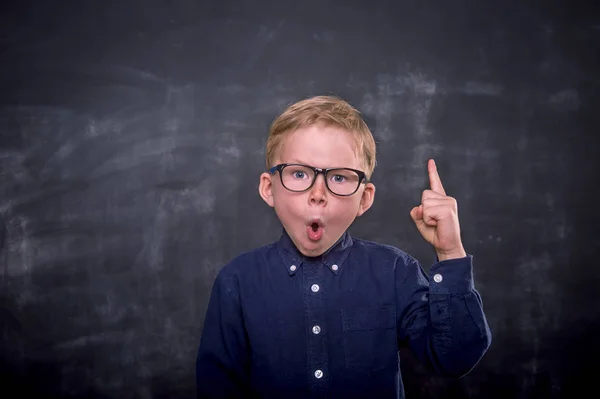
[307,220,324,241]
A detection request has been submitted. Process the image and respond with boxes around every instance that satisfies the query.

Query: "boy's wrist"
[436,247,467,262]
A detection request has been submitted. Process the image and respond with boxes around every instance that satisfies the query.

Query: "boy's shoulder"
[346,235,419,267]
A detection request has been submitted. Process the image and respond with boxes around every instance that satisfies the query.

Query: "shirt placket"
[302,259,329,395]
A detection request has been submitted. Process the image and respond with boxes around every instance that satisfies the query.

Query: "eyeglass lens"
[280,165,360,195]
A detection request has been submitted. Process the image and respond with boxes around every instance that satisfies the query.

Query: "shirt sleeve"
[196,270,250,398]
[396,254,492,378]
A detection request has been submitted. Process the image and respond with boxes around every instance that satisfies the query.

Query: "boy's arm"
[396,254,492,378]
[196,271,250,398]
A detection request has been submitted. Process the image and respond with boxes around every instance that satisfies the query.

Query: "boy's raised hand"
[410,159,467,261]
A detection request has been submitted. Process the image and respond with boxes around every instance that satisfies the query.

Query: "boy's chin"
[298,246,326,258]
[288,233,320,256]
[296,236,331,258]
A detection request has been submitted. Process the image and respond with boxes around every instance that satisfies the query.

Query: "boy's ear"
[356,182,375,217]
[258,172,275,207]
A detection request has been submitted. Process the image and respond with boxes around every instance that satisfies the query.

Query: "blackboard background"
[1,0,598,397]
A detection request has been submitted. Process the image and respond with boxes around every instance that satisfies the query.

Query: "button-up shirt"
[196,229,492,398]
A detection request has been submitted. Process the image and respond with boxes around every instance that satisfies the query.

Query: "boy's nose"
[309,174,327,205]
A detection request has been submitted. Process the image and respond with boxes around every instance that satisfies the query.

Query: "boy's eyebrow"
[287,160,336,168]
[285,160,357,170]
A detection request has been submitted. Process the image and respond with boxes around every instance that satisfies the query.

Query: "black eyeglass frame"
[268,163,369,197]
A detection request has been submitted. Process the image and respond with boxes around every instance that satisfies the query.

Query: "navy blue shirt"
[196,229,492,398]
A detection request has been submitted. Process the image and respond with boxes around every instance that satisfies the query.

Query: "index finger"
[428,159,446,195]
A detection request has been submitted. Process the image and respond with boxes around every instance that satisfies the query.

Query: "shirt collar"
[276,228,353,276]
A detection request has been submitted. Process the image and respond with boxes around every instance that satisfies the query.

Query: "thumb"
[411,205,430,237]
[410,205,423,222]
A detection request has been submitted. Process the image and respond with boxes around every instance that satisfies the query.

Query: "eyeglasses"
[268,163,368,196]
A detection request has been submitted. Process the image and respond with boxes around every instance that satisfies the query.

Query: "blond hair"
[265,95,377,179]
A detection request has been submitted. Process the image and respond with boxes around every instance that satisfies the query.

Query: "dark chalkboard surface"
[1,0,598,397]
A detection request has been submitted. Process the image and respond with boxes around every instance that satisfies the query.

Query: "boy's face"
[259,125,376,257]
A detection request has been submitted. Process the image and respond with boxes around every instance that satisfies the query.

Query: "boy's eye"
[292,170,307,179]
[331,174,346,183]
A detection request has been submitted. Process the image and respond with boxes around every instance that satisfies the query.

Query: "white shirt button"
[312,325,321,334]
[311,284,320,292]
[433,273,443,283]
[289,265,296,272]
[331,264,338,271]
[314,369,323,379]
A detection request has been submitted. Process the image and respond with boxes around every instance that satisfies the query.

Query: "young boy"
[196,96,492,398]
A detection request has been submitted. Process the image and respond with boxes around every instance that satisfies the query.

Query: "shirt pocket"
[341,305,397,372]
